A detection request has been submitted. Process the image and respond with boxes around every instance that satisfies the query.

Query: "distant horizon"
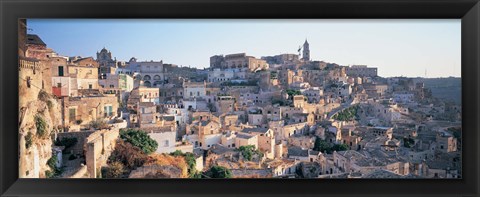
[26,19,461,78]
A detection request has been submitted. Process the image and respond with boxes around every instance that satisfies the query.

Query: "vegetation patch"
[120,129,158,155]
[332,105,359,121]
[102,161,125,178]
[237,145,263,161]
[170,150,198,178]
[34,114,48,138]
[25,132,34,149]
[108,140,148,170]
[45,154,62,178]
[286,89,301,99]
[146,153,189,178]
[46,100,53,111]
[203,165,232,178]
[38,90,50,102]
[313,137,348,154]
[88,119,109,130]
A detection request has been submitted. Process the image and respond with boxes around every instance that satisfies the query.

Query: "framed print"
[1,0,479,197]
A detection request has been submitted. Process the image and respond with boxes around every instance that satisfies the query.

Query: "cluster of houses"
[19,21,461,179]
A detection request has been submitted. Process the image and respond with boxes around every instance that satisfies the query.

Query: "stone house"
[235,132,258,149]
[143,126,177,154]
[242,128,275,159]
[64,94,119,129]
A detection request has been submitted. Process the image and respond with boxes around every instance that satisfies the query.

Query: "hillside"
[415,77,461,104]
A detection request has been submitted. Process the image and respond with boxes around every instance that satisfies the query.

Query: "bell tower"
[302,39,310,61]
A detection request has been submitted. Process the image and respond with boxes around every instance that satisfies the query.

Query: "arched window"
[143,81,151,87]
[154,75,161,80]
[143,75,151,80]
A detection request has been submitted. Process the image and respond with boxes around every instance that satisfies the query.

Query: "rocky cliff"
[19,92,62,178]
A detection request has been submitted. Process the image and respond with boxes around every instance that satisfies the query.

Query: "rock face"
[18,96,62,178]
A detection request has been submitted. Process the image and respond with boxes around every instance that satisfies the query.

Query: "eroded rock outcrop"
[19,95,62,178]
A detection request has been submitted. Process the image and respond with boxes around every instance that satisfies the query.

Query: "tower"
[302,39,310,61]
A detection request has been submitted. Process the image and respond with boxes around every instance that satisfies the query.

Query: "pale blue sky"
[27,19,461,78]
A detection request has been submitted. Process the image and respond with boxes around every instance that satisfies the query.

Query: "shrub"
[332,144,349,152]
[45,154,62,178]
[54,137,78,149]
[313,137,331,153]
[313,137,348,154]
[204,166,232,178]
[35,114,48,138]
[120,129,158,154]
[103,161,125,178]
[25,132,33,149]
[169,150,197,178]
[108,140,148,170]
[38,90,50,102]
[238,145,263,161]
[286,89,301,99]
[45,170,55,178]
[47,154,58,170]
[88,119,109,130]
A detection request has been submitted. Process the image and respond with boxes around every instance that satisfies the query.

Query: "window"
[104,105,113,117]
[69,108,76,121]
[164,140,169,147]
[57,83,62,88]
[89,84,93,89]
[58,66,64,76]
[110,85,114,88]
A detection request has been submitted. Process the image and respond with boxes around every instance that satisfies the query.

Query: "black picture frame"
[1,0,479,196]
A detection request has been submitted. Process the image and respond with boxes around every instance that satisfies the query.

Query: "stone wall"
[57,131,95,155]
[84,128,120,178]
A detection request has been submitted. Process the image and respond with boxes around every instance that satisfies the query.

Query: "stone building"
[68,64,99,91]
[64,94,119,129]
[99,73,134,103]
[261,53,299,65]
[346,65,378,78]
[210,53,269,72]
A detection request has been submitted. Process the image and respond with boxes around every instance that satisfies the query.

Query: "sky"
[27,19,461,78]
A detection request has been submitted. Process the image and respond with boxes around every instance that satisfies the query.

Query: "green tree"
[313,137,331,153]
[238,145,263,161]
[332,144,349,152]
[286,89,301,99]
[120,129,158,154]
[204,166,233,178]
